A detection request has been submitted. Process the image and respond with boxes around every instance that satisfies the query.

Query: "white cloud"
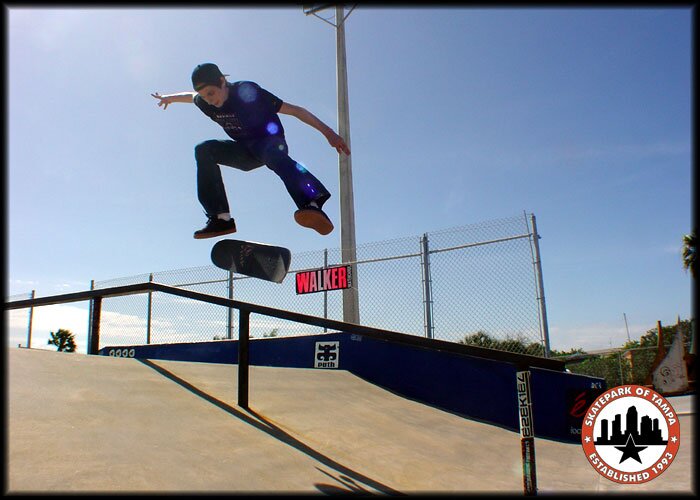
[5,295,319,353]
[5,304,90,352]
[548,321,655,352]
[5,297,663,356]
[9,279,37,288]
[662,244,683,255]
[52,281,91,293]
[551,141,691,165]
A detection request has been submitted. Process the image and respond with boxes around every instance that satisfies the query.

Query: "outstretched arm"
[151,91,197,110]
[279,102,350,155]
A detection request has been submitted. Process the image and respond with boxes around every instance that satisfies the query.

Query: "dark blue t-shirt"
[194,81,285,140]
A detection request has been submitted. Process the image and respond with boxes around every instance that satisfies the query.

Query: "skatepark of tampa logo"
[581,385,680,484]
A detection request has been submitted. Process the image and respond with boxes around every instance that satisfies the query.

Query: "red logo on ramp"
[581,385,680,484]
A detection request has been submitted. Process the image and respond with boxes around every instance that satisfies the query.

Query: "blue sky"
[6,7,693,352]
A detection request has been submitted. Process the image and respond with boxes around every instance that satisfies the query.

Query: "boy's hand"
[326,131,351,155]
[151,92,174,110]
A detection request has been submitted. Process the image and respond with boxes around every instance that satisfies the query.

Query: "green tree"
[458,330,548,357]
[682,230,696,278]
[563,352,631,388]
[556,320,693,388]
[47,328,77,352]
[458,324,693,389]
[459,330,495,348]
[263,328,279,338]
[621,320,692,384]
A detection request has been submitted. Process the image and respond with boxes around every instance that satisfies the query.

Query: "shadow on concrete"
[138,359,403,495]
[313,466,377,495]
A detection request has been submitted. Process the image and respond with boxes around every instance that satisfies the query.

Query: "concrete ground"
[7,348,696,494]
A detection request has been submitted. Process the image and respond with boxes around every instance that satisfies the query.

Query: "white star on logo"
[584,436,591,443]
[671,436,678,443]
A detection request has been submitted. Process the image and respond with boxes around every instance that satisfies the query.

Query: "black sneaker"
[294,205,334,235]
[193,215,237,239]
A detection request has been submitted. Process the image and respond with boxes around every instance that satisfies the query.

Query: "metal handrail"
[6,280,552,495]
[4,281,564,371]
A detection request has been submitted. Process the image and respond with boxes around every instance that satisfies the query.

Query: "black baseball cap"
[192,63,229,91]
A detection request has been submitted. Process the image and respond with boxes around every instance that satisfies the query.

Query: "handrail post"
[88,296,102,355]
[26,290,35,348]
[238,309,250,408]
[87,280,95,349]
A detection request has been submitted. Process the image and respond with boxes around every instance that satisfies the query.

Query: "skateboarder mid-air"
[152,63,350,239]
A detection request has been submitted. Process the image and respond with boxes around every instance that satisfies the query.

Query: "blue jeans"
[194,135,331,216]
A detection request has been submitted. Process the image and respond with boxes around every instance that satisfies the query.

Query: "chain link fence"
[560,343,694,390]
[90,213,550,356]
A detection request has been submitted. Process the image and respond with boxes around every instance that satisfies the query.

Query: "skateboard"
[211,239,291,283]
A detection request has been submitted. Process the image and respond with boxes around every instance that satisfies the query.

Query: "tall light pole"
[304,4,360,324]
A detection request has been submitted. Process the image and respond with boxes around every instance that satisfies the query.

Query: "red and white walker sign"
[581,385,680,484]
[295,265,352,295]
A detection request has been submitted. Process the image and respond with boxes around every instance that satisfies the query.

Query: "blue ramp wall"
[100,333,604,443]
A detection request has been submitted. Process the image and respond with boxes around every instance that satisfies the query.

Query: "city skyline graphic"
[594,405,667,446]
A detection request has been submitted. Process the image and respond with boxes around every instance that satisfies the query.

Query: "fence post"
[529,214,551,358]
[420,234,434,339]
[26,290,35,348]
[146,273,153,344]
[238,309,250,408]
[227,271,234,339]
